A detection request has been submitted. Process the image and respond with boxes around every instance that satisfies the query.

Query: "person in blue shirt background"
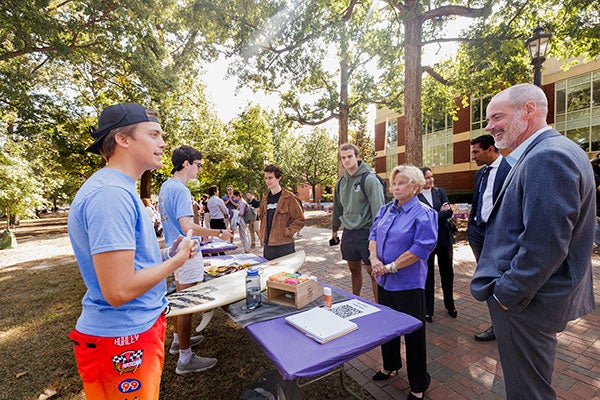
[222,185,239,224]
[368,165,438,400]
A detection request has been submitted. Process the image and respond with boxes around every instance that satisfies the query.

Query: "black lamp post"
[525,23,552,87]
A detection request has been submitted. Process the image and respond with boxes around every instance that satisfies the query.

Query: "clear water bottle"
[245,268,262,310]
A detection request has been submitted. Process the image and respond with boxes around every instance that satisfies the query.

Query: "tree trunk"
[403,10,423,167]
[338,23,350,177]
[339,62,349,147]
[140,170,152,199]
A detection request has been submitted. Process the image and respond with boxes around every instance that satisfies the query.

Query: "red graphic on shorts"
[112,350,144,374]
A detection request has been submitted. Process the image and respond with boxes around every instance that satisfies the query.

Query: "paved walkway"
[241,223,600,400]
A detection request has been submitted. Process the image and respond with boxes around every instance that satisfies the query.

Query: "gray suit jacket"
[471,128,596,332]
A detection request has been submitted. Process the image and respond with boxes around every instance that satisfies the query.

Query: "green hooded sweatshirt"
[332,160,385,232]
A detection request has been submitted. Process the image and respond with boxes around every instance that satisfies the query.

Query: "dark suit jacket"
[467,157,511,228]
[418,187,454,247]
[471,129,596,332]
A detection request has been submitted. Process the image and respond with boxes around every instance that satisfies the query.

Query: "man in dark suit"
[418,167,456,322]
[467,134,511,341]
[471,84,595,400]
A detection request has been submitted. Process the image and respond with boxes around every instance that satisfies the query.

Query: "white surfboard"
[165,250,305,318]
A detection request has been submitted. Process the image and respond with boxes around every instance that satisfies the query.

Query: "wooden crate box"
[267,279,323,309]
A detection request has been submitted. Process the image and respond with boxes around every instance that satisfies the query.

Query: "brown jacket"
[259,188,305,246]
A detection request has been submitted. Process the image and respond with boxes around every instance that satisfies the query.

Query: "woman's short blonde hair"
[390,165,426,193]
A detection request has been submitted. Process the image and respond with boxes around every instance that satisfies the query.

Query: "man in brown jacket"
[259,164,305,260]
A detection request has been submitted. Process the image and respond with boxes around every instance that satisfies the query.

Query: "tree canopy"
[0,0,230,221]
[227,0,405,148]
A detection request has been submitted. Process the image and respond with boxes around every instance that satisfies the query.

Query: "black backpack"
[239,370,301,400]
[360,171,387,200]
[336,172,387,201]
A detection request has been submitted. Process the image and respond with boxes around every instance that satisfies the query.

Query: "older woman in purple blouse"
[368,165,438,400]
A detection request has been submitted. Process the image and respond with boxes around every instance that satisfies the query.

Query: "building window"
[386,118,398,171]
[422,115,453,166]
[386,119,398,144]
[555,72,600,153]
[470,95,492,139]
[386,151,397,172]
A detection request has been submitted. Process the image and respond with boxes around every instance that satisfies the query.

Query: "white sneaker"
[169,334,204,355]
[175,354,217,375]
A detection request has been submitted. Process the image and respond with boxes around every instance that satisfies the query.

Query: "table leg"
[296,364,362,399]
[339,367,362,400]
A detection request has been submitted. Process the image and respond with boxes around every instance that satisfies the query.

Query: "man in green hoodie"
[332,143,385,302]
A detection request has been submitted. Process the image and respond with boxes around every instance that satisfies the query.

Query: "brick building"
[373,57,600,195]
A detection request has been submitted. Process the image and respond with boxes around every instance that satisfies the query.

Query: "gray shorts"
[340,228,371,266]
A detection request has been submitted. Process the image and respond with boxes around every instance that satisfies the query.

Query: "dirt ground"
[0,213,71,270]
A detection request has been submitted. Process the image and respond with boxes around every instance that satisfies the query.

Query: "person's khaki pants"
[248,220,258,247]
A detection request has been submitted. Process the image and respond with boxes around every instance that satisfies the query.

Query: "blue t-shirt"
[68,168,166,337]
[159,178,194,247]
[369,196,438,291]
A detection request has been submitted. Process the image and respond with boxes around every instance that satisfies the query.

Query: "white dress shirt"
[421,188,433,207]
[481,155,504,223]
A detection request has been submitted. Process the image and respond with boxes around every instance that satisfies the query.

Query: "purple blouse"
[369,196,438,291]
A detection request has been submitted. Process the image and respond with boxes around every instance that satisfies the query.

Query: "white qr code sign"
[331,299,380,320]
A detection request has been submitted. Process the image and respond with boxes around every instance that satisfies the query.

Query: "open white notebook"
[285,306,358,344]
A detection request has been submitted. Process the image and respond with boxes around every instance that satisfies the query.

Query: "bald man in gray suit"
[471,84,595,400]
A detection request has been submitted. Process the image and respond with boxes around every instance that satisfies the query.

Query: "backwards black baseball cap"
[86,103,159,154]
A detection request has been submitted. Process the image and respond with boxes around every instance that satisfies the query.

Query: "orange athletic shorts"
[68,313,166,400]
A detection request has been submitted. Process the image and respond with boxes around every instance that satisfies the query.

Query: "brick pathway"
[243,224,600,400]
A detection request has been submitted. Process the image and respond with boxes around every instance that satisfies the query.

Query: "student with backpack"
[245,191,260,248]
[232,190,251,253]
[332,143,386,302]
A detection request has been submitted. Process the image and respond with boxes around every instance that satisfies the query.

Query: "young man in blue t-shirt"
[68,103,197,399]
[159,145,231,374]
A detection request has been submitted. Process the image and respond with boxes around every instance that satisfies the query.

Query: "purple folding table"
[204,253,266,267]
[244,287,422,398]
[199,236,238,255]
